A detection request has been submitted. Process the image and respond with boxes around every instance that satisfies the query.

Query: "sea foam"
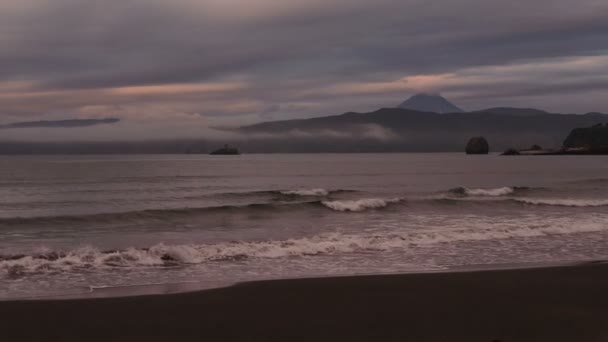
[451,187,516,197]
[3,216,605,277]
[514,198,608,207]
[321,198,402,212]
[280,189,330,196]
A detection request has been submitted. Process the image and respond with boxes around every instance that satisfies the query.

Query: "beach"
[2,154,608,341]
[2,262,608,342]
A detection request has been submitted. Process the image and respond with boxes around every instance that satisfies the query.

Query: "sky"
[1,0,608,140]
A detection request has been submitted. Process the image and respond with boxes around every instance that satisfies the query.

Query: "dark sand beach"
[2,263,608,342]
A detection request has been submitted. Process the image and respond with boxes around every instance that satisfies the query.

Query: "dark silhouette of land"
[240,107,608,153]
[1,97,607,153]
[465,136,489,154]
[563,124,608,153]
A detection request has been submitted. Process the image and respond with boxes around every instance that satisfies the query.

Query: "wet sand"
[2,263,608,342]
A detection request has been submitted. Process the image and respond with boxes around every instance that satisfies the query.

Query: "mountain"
[398,93,464,113]
[240,108,608,153]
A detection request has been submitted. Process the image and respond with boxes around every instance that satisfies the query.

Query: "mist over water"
[1,153,607,299]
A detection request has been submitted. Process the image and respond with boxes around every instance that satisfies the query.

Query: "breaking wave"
[321,198,403,212]
[513,198,608,207]
[0,196,405,226]
[2,195,607,228]
[448,186,526,197]
[279,189,330,196]
[437,196,608,208]
[182,189,354,201]
[2,218,606,277]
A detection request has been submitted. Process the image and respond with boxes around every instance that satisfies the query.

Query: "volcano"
[398,93,464,113]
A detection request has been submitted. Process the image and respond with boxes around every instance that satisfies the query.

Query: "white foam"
[4,215,606,277]
[463,187,515,197]
[321,198,402,212]
[280,189,329,196]
[514,198,608,207]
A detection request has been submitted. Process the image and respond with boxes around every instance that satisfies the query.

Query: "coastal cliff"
[563,124,608,153]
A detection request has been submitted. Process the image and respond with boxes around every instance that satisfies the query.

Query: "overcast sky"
[1,0,607,140]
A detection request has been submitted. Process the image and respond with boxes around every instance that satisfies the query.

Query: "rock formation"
[501,148,520,156]
[563,124,608,153]
[465,137,489,154]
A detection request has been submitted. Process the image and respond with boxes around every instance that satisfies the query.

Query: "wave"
[279,189,330,196]
[0,193,402,226]
[513,198,608,207]
[0,202,309,226]
[448,186,529,197]
[3,218,606,277]
[567,178,608,185]
[321,198,403,212]
[2,194,606,227]
[436,196,608,208]
[226,188,354,198]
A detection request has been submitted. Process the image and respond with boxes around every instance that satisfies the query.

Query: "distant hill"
[398,94,464,113]
[474,107,549,116]
[240,108,608,153]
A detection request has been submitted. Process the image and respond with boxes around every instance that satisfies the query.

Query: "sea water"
[1,153,607,299]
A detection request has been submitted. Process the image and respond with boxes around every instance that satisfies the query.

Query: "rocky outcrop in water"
[465,137,489,154]
[563,124,608,153]
[501,148,520,156]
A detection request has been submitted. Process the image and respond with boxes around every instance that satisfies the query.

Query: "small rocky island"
[465,137,489,154]
[210,144,240,155]
[502,145,545,156]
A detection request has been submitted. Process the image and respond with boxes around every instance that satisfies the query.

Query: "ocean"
[1,153,607,299]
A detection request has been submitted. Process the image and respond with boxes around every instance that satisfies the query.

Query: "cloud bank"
[1,0,607,140]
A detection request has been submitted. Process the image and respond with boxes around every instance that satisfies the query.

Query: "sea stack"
[466,137,489,154]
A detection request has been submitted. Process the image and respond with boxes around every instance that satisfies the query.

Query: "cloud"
[0,118,119,129]
[0,0,607,140]
[287,55,608,112]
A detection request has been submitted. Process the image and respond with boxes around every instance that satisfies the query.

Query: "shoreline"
[3,262,608,341]
[3,260,594,302]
